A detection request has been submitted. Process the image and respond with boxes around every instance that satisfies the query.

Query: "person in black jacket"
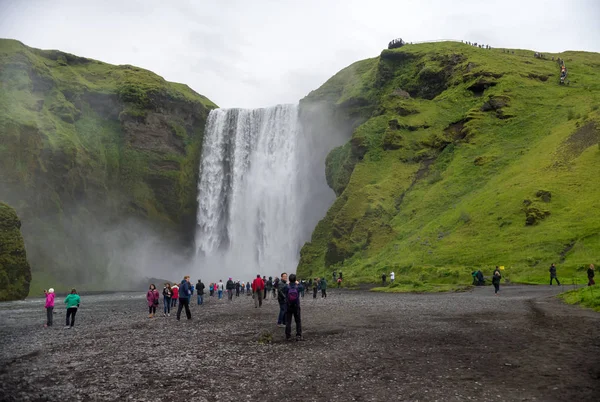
[226,278,235,301]
[277,273,288,327]
[549,263,560,285]
[235,281,241,297]
[588,264,596,286]
[492,267,501,295]
[196,280,205,305]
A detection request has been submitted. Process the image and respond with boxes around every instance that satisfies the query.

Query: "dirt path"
[0,286,598,401]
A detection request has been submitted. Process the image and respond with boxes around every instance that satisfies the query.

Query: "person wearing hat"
[44,288,55,327]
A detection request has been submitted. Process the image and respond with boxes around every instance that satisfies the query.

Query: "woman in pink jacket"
[44,288,55,327]
[147,284,160,318]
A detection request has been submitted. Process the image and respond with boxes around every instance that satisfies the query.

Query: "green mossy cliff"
[298,42,600,286]
[0,39,217,292]
[0,203,31,300]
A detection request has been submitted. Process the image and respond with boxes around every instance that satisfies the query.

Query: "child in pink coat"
[44,288,55,327]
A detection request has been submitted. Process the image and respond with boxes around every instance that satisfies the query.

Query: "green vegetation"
[0,203,32,300]
[560,286,600,311]
[298,41,600,290]
[0,39,217,293]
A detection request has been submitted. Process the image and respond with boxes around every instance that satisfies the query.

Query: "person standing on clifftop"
[44,288,55,327]
[176,276,192,320]
[549,263,561,286]
[588,264,596,286]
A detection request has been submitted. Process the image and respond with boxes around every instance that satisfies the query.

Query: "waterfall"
[195,104,329,279]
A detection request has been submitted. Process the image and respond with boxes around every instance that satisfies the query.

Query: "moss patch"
[0,203,32,300]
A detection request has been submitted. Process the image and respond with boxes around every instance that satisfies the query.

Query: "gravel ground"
[0,285,598,402]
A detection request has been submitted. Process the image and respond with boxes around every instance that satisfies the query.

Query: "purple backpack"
[287,286,299,306]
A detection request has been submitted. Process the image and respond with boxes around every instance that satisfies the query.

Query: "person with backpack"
[246,281,251,294]
[226,278,235,301]
[549,263,560,285]
[277,273,288,327]
[147,284,160,318]
[284,274,303,341]
[492,267,501,295]
[320,278,327,298]
[196,279,205,305]
[64,288,81,328]
[162,283,172,316]
[235,281,241,297]
[272,277,279,299]
[251,274,265,308]
[588,264,596,286]
[176,276,192,320]
[265,277,273,300]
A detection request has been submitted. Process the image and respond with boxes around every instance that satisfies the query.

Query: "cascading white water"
[195,104,325,279]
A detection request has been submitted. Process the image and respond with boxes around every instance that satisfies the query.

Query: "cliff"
[298,41,600,286]
[0,39,217,292]
[0,203,31,300]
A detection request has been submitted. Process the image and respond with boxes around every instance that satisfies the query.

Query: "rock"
[0,203,32,301]
[535,190,552,202]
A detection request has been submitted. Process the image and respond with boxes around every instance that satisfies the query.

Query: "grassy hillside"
[0,203,32,300]
[298,41,600,287]
[0,39,217,294]
[560,285,600,311]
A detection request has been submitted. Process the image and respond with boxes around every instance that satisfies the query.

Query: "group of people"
[464,41,492,49]
[381,271,396,285]
[43,288,80,328]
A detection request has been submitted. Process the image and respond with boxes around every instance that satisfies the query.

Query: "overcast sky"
[1,0,599,108]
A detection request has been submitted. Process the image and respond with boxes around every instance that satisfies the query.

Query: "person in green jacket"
[320,278,327,298]
[64,288,81,328]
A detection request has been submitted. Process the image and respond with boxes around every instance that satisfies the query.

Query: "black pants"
[550,276,560,285]
[66,307,77,327]
[285,305,302,339]
[313,288,317,298]
[148,306,156,314]
[177,298,191,320]
[321,289,327,298]
[46,307,53,326]
[493,283,500,293]
[236,289,240,297]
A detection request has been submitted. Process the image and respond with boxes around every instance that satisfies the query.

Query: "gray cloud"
[1,0,598,108]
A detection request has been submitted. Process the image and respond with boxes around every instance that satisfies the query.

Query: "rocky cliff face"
[298,42,600,285]
[0,39,217,291]
[0,203,31,300]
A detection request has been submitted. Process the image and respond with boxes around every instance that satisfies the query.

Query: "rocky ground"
[0,286,598,402]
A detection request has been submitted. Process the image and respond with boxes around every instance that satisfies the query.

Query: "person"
[44,288,55,327]
[284,274,303,341]
[177,276,192,320]
[299,280,305,298]
[381,273,387,285]
[147,284,160,318]
[64,288,80,328]
[226,278,234,301]
[240,281,245,295]
[313,278,318,299]
[209,283,214,297]
[339,272,343,280]
[588,264,596,286]
[235,281,241,297]
[246,281,251,294]
[252,274,265,308]
[277,272,288,327]
[549,263,560,285]
[171,283,179,308]
[492,267,501,295]
[196,279,205,305]
[217,280,224,299]
[332,271,337,283]
[390,271,395,284]
[320,278,327,298]
[263,276,268,300]
[266,277,273,300]
[188,283,195,304]
[162,283,172,316]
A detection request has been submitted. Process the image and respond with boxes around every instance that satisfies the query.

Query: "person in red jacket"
[171,283,179,308]
[252,274,265,308]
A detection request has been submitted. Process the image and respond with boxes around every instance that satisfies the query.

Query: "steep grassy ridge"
[0,39,217,293]
[0,202,31,300]
[298,42,600,287]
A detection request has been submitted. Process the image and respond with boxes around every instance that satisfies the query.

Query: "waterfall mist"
[193,104,344,281]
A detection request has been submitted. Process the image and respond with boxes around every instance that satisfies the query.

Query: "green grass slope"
[298,41,600,287]
[0,39,217,292]
[0,202,32,300]
[560,285,600,311]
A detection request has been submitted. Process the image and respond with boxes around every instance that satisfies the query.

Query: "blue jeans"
[277,302,287,325]
[218,290,223,299]
[197,295,203,305]
[171,298,177,307]
[164,297,171,314]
